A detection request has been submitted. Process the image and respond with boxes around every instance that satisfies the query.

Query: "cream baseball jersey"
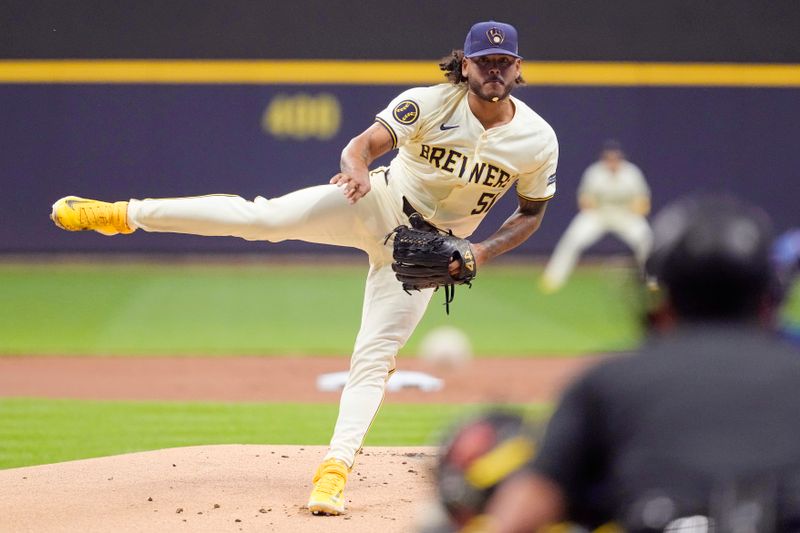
[375,83,558,238]
[578,160,650,209]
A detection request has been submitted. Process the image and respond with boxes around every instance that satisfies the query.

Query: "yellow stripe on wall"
[0,60,799,87]
[529,62,800,87]
[0,60,442,85]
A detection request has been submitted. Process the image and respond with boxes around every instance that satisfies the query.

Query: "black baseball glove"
[386,213,477,313]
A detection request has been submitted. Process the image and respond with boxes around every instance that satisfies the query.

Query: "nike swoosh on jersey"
[439,123,460,131]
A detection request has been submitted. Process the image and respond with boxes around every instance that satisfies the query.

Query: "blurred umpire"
[487,195,800,532]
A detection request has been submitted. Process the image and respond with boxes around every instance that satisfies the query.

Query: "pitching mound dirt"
[0,444,438,533]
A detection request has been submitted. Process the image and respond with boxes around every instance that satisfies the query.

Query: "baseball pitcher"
[50,20,558,516]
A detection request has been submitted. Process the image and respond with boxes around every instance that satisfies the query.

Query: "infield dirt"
[0,355,598,403]
[0,355,599,532]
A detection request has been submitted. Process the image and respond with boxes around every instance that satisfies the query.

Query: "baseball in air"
[418,326,473,370]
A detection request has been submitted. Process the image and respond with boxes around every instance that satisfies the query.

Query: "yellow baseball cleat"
[50,196,135,236]
[307,458,349,516]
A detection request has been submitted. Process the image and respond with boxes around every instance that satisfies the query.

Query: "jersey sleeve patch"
[392,100,420,125]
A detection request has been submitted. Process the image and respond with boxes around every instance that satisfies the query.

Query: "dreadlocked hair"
[439,49,468,84]
[438,49,526,85]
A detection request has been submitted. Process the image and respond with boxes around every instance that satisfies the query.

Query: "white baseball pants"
[542,209,652,290]
[127,172,433,467]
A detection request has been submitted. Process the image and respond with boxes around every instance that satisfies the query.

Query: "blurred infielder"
[541,140,651,292]
[50,20,558,516]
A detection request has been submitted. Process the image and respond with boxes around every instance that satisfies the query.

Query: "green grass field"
[0,261,645,356]
[2,260,798,469]
[0,398,550,469]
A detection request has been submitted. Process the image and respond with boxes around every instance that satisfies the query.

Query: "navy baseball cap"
[464,21,521,59]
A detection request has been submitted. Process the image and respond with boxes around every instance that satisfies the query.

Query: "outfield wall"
[2,1,799,254]
[2,75,798,254]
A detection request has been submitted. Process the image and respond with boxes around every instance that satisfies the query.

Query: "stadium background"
[2,0,799,255]
[0,3,799,528]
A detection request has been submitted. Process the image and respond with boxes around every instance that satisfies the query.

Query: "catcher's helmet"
[645,195,775,318]
[436,410,537,527]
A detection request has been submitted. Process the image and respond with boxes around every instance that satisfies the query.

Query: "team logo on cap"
[393,100,419,125]
[486,27,505,45]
